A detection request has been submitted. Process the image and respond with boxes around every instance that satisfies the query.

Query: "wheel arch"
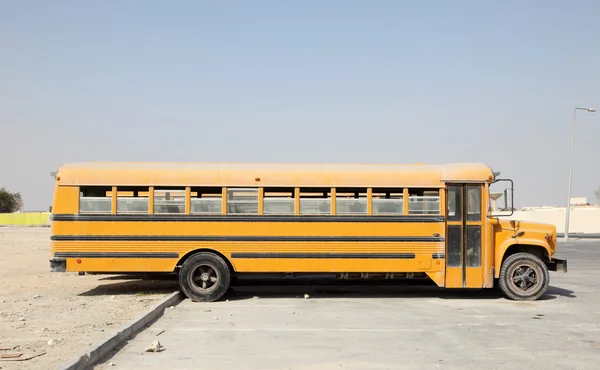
[494,240,551,278]
[175,249,235,274]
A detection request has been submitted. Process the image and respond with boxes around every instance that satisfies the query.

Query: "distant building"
[569,197,588,206]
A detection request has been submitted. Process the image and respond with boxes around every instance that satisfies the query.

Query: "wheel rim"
[508,262,543,296]
[189,264,220,293]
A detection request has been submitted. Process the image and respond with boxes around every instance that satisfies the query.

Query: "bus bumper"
[50,258,66,272]
[547,258,567,273]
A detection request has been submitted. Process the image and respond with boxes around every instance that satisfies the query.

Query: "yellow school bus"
[49,162,567,302]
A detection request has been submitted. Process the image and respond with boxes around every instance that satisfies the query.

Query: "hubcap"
[190,265,219,292]
[508,262,542,295]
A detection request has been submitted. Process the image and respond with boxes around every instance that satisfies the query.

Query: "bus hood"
[493,218,557,255]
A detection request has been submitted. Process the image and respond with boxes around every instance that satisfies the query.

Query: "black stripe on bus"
[50,235,445,243]
[432,253,445,259]
[54,252,178,259]
[231,252,415,259]
[50,214,445,223]
[52,252,442,260]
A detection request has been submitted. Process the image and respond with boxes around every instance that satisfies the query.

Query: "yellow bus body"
[49,162,567,301]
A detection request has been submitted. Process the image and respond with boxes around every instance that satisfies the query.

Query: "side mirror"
[492,178,514,216]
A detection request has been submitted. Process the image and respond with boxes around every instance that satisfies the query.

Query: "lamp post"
[564,107,596,240]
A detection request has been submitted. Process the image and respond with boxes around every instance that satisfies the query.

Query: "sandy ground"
[0,227,178,370]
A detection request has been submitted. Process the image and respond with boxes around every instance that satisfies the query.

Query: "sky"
[1,0,599,211]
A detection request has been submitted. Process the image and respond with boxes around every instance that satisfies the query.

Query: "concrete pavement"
[95,241,600,370]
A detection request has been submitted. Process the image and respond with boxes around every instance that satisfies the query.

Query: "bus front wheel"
[179,252,231,302]
[498,252,549,301]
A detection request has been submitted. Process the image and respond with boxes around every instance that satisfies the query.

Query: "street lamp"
[564,107,596,240]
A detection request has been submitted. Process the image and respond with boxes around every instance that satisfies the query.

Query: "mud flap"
[49,258,66,272]
[547,258,567,273]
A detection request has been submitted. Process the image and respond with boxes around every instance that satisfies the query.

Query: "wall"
[497,206,600,234]
[0,212,51,226]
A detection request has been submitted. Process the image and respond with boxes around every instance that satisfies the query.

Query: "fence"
[0,212,51,226]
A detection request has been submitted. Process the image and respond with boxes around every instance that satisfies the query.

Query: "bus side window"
[116,187,149,214]
[372,188,404,215]
[335,188,367,215]
[408,189,440,215]
[226,188,259,214]
[79,186,112,214]
[299,188,331,215]
[191,187,222,214]
[154,188,185,214]
[263,188,295,215]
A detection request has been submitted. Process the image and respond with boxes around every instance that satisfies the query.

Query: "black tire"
[179,252,231,302]
[498,252,549,301]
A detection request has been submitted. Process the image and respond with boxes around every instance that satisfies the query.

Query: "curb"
[61,291,185,370]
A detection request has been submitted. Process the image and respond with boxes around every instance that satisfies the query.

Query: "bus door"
[445,184,484,288]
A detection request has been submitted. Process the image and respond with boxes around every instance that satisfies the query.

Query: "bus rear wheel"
[498,252,549,301]
[179,252,231,302]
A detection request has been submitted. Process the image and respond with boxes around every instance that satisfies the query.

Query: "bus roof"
[55,162,496,188]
